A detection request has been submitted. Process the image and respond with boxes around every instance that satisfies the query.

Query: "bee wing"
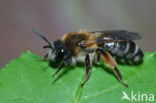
[82,30,142,47]
[90,30,142,40]
[90,30,142,43]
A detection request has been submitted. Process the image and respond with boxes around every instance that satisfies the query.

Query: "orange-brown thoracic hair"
[61,30,98,56]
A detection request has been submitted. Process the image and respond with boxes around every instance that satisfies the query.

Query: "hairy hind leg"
[100,50,128,88]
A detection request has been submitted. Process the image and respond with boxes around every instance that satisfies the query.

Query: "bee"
[31,28,143,87]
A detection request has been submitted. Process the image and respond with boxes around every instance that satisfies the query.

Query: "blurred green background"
[0,0,156,68]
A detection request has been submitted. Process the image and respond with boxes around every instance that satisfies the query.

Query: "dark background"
[0,0,156,68]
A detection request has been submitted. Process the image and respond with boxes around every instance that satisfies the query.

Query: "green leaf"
[0,51,156,103]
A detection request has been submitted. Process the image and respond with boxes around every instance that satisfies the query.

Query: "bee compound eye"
[60,49,64,53]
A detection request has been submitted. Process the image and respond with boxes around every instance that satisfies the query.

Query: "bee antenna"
[31,28,52,48]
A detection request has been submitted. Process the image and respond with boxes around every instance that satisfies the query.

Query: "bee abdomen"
[103,41,143,64]
[132,49,143,64]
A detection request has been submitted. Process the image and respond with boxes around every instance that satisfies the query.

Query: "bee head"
[49,40,68,66]
[31,28,68,66]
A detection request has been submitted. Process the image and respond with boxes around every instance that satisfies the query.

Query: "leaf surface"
[0,51,156,103]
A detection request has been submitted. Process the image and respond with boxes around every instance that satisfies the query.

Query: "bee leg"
[43,45,51,48]
[38,53,48,61]
[81,54,91,86]
[100,50,128,88]
[96,49,101,62]
[52,56,70,77]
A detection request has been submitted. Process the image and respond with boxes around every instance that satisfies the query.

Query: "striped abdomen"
[101,41,144,64]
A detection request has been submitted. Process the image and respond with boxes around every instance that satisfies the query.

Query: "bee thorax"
[69,51,95,65]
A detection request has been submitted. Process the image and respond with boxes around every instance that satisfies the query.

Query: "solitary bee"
[31,28,143,87]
